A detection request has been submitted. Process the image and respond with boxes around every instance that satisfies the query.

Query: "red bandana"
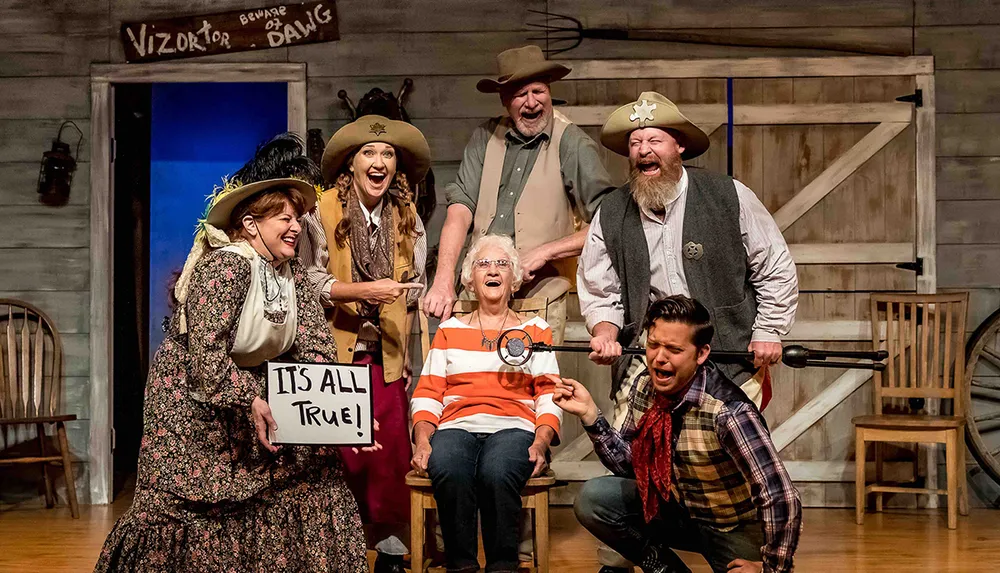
[631,393,680,522]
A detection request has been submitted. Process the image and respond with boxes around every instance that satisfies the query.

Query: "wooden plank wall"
[1,0,999,507]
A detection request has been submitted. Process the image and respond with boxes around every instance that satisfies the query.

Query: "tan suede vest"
[473,112,574,260]
[317,192,416,382]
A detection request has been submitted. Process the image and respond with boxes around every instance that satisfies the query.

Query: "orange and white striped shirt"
[411,316,562,438]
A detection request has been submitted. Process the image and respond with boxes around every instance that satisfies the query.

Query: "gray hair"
[460,234,523,292]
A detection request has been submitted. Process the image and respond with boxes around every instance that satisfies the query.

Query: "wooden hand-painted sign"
[121,1,338,63]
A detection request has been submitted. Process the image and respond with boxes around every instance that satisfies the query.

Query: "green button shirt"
[445,116,616,240]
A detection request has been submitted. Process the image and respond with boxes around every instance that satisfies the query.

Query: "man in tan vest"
[422,45,616,343]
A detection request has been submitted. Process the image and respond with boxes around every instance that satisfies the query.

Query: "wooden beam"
[560,104,725,127]
[700,123,724,138]
[552,461,610,481]
[287,80,307,140]
[734,103,912,124]
[915,73,939,508]
[557,57,934,79]
[772,368,874,452]
[564,322,591,343]
[90,63,306,83]
[789,242,913,264]
[787,320,881,341]
[553,460,918,483]
[915,74,937,294]
[783,461,913,482]
[88,80,112,506]
[552,433,596,463]
[774,122,908,231]
[882,387,956,398]
[560,103,912,127]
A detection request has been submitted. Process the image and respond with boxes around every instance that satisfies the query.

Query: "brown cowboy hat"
[476,45,571,94]
[600,91,710,160]
[321,114,431,184]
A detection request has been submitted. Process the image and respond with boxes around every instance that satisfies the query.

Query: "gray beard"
[628,158,683,212]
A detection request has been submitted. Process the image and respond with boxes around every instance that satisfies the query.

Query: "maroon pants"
[340,351,411,526]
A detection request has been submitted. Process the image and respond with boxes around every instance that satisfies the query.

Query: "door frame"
[88,62,307,504]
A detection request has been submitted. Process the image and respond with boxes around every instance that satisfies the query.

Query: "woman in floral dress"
[94,134,369,573]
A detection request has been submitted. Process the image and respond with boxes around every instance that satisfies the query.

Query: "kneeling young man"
[553,295,801,573]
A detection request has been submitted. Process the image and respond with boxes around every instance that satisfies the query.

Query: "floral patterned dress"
[94,248,367,573]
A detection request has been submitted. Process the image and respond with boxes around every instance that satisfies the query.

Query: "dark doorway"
[113,84,151,496]
[110,82,288,497]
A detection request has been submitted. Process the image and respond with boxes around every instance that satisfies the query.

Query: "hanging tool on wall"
[526,10,909,57]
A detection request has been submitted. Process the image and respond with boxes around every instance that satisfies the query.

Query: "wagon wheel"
[965,307,1000,486]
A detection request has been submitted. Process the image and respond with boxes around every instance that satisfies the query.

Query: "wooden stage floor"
[1,497,998,572]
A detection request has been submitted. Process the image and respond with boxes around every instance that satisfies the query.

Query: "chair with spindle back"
[854,293,969,529]
[409,296,554,573]
[0,298,79,518]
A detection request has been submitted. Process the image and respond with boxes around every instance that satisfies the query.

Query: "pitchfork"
[526,9,907,57]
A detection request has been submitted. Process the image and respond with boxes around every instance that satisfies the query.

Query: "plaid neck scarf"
[347,190,394,318]
[631,392,680,522]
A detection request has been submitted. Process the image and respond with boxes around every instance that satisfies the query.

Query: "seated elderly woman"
[410,234,563,573]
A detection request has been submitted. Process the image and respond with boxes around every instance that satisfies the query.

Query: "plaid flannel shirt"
[584,363,802,573]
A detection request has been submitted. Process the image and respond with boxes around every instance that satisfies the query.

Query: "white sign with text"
[266,361,373,446]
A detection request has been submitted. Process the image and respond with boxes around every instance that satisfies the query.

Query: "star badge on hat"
[629,99,657,127]
[683,241,704,261]
[369,122,386,136]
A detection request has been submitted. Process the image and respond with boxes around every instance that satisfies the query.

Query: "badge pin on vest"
[683,241,704,260]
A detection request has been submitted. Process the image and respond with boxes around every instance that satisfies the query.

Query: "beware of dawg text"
[120,1,339,63]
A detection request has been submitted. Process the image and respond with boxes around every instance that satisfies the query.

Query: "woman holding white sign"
[409,234,562,573]
[95,135,368,573]
[298,114,430,552]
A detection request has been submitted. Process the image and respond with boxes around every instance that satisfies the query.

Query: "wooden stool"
[405,470,555,573]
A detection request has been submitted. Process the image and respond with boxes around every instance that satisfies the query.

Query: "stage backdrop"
[148,82,288,359]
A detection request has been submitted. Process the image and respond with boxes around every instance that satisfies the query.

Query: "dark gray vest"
[599,168,757,396]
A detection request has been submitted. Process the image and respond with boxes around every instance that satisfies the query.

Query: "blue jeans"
[427,428,535,573]
[574,476,764,573]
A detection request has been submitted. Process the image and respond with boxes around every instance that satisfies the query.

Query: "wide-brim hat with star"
[476,45,571,94]
[321,114,431,184]
[600,91,710,160]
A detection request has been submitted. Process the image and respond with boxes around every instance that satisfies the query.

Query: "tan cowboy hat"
[321,114,431,184]
[476,45,571,94]
[204,178,318,228]
[600,91,710,160]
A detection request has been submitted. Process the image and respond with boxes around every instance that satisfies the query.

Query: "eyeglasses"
[473,258,512,270]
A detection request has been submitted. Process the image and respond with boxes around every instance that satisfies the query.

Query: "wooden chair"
[854,293,969,529]
[410,296,553,572]
[0,299,79,518]
[405,470,555,573]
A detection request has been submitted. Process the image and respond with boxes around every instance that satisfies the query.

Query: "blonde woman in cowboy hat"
[94,134,370,573]
[423,45,616,345]
[299,115,430,551]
